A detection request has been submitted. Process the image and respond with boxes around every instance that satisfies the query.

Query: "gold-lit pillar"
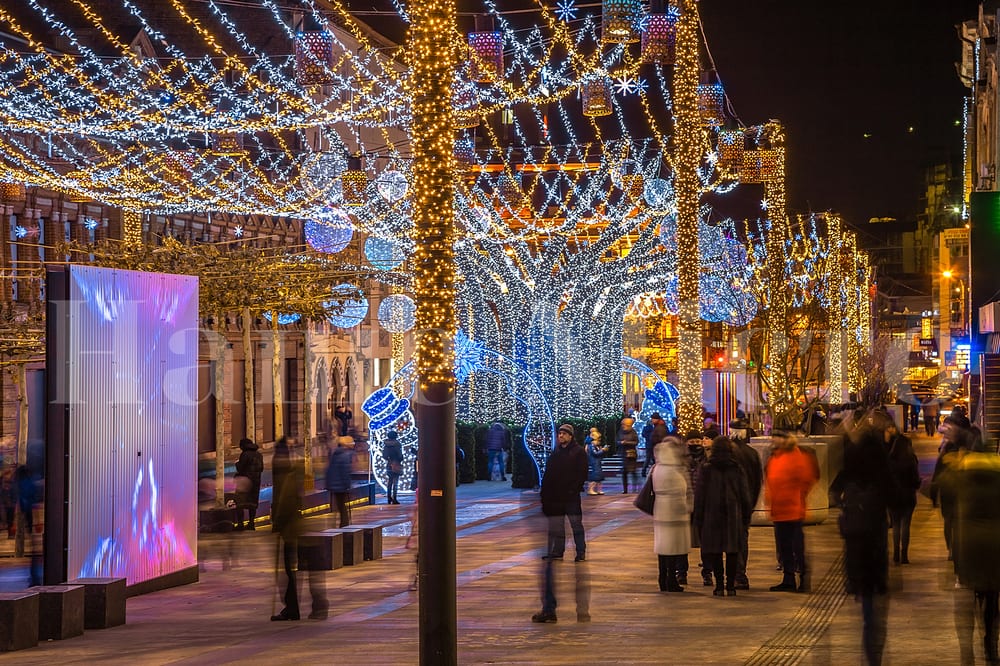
[673,0,704,435]
[762,122,792,428]
[123,209,142,247]
[408,0,458,661]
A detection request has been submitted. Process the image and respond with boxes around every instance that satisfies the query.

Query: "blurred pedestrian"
[383,431,403,505]
[234,437,263,530]
[682,429,710,587]
[334,403,353,436]
[930,415,972,561]
[831,425,895,665]
[487,422,508,482]
[694,436,753,597]
[766,431,819,592]
[585,428,609,495]
[884,421,920,564]
[325,435,354,528]
[922,397,940,436]
[651,436,692,592]
[730,419,762,589]
[270,438,327,621]
[618,417,640,493]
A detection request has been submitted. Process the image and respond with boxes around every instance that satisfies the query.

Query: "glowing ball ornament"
[365,236,407,271]
[304,207,353,254]
[376,169,409,203]
[378,294,416,333]
[263,312,302,325]
[643,178,674,212]
[303,151,347,198]
[325,284,368,329]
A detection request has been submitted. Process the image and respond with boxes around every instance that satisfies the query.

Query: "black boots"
[658,555,684,592]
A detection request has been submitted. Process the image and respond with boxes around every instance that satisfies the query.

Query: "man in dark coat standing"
[730,419,762,590]
[235,437,263,530]
[533,423,589,624]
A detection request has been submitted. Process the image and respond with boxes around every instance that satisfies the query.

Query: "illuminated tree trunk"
[271,315,283,439]
[673,0,705,435]
[242,308,256,440]
[213,316,227,508]
[13,363,27,557]
[302,325,313,489]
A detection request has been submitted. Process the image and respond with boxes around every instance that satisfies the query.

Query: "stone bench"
[298,531,344,571]
[35,585,85,640]
[326,527,364,566]
[0,591,39,651]
[67,577,126,629]
[350,523,384,561]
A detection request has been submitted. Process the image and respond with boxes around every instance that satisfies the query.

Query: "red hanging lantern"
[641,9,679,65]
[468,31,504,83]
[582,77,613,117]
[294,31,335,86]
[697,83,725,127]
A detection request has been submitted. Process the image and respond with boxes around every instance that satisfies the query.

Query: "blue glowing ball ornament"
[305,207,353,254]
[377,294,416,333]
[365,236,406,271]
[375,169,409,203]
[325,283,368,328]
[263,312,302,325]
[643,178,673,212]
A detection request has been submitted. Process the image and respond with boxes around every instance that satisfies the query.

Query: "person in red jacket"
[766,431,819,592]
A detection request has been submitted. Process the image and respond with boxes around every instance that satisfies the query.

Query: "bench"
[35,585,85,640]
[298,531,344,571]
[67,577,126,629]
[350,523,384,561]
[0,591,39,651]
[326,527,364,565]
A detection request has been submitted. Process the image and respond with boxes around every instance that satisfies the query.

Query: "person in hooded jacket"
[325,436,355,528]
[680,429,709,587]
[651,436,692,592]
[486,422,509,481]
[694,436,753,596]
[235,438,263,530]
[884,420,920,564]
[618,417,640,493]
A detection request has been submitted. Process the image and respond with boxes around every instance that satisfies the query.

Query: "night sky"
[699,1,982,226]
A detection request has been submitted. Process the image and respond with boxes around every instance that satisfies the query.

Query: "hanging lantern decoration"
[294,30,335,85]
[611,158,640,188]
[0,182,26,202]
[325,284,369,329]
[453,83,480,129]
[304,206,354,253]
[210,133,244,157]
[341,155,368,206]
[602,0,643,43]
[468,31,504,83]
[453,137,476,169]
[643,178,673,212]
[717,129,744,171]
[365,236,407,271]
[740,148,780,184]
[641,8,679,65]
[697,82,725,127]
[378,294,417,333]
[375,169,409,203]
[582,76,613,117]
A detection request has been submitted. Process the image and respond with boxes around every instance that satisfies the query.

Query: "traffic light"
[715,354,726,368]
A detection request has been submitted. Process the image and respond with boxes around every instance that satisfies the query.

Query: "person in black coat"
[884,421,920,564]
[235,438,263,530]
[382,431,404,504]
[693,436,753,596]
[830,425,896,665]
[730,420,762,589]
[325,436,355,528]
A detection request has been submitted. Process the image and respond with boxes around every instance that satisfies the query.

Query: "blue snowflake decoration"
[325,283,369,329]
[233,224,244,238]
[83,217,98,231]
[263,312,301,325]
[453,329,485,385]
[555,0,577,22]
[13,225,27,239]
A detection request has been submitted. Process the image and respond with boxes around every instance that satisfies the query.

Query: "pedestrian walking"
[487,422,508,481]
[234,437,263,530]
[884,420,920,564]
[766,431,819,592]
[325,435,354,528]
[585,428,609,495]
[532,423,589,624]
[383,430,404,504]
[922,397,940,436]
[618,417,640,493]
[930,415,972,561]
[831,425,895,665]
[681,429,710,587]
[730,419,762,589]
[694,436,753,597]
[651,436,692,592]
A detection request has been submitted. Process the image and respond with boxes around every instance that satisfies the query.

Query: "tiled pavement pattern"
[0,433,988,664]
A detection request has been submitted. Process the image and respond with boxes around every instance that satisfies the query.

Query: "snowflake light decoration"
[453,329,485,385]
[233,224,244,238]
[83,217,98,231]
[13,225,27,239]
[614,75,640,96]
[555,0,577,22]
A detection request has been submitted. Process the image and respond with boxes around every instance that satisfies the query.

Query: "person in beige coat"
[651,436,693,592]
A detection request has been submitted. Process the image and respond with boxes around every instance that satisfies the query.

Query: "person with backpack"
[830,425,896,665]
